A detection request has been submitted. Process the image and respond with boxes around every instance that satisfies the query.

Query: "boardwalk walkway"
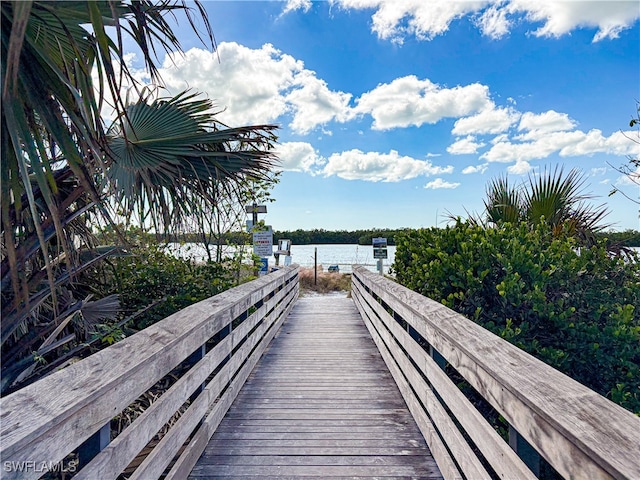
[189,295,443,479]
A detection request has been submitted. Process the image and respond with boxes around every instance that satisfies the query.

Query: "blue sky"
[127,1,639,231]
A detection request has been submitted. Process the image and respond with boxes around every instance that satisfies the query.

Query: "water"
[284,244,396,274]
[167,243,396,274]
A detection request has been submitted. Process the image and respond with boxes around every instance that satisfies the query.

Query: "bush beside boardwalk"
[393,221,640,414]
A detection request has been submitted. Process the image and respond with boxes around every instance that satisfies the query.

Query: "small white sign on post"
[372,237,388,275]
[253,230,273,257]
[372,237,388,259]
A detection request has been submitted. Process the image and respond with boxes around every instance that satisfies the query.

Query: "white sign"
[253,230,273,256]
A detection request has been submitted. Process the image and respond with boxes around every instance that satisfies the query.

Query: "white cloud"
[508,0,640,41]
[517,110,577,138]
[322,149,453,182]
[138,42,637,174]
[507,160,532,175]
[452,106,520,135]
[447,136,486,155]
[282,0,312,15]
[491,133,510,144]
[615,166,640,186]
[158,43,354,135]
[276,142,326,173]
[285,71,355,134]
[481,128,639,164]
[331,0,640,42]
[161,43,297,126]
[591,167,607,176]
[424,178,461,189]
[355,76,491,130]
[559,130,640,157]
[475,3,512,39]
[462,163,489,174]
[335,0,489,42]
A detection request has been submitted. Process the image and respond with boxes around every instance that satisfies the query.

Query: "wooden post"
[314,248,318,285]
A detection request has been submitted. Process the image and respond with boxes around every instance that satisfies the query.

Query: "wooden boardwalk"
[189,295,443,479]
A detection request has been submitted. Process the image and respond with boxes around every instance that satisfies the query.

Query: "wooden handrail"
[0,265,299,480]
[352,265,640,480]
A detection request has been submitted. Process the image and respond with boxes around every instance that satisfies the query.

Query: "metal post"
[377,258,383,275]
[314,247,318,285]
[252,202,258,226]
[252,202,258,277]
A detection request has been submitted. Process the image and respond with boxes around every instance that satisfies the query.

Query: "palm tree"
[483,166,609,241]
[1,1,278,392]
[484,176,522,225]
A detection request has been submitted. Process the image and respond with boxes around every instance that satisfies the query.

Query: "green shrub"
[393,221,640,413]
[108,245,236,330]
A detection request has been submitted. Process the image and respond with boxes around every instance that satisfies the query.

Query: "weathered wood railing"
[0,265,299,480]
[352,265,640,480]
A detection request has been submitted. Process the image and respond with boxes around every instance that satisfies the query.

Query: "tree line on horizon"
[161,227,640,247]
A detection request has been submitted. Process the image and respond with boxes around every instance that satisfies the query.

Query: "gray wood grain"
[353,278,536,480]
[0,266,299,480]
[165,284,298,480]
[352,265,640,480]
[189,296,443,479]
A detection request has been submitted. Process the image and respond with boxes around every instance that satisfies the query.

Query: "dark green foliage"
[597,229,640,248]
[393,221,640,414]
[272,228,408,245]
[107,245,235,330]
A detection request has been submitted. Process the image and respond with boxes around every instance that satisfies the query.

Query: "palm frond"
[484,175,522,224]
[107,91,279,233]
[523,166,608,234]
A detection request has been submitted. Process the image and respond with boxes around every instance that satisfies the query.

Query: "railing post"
[78,422,110,468]
[509,425,541,476]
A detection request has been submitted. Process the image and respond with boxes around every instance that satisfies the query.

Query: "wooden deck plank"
[189,296,443,479]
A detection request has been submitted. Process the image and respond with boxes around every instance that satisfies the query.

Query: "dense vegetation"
[1,1,277,394]
[393,221,640,414]
[1,238,247,394]
[165,228,640,247]
[273,229,406,245]
[169,228,409,245]
[601,229,640,247]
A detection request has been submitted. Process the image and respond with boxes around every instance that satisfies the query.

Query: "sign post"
[246,204,269,276]
[372,237,388,275]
